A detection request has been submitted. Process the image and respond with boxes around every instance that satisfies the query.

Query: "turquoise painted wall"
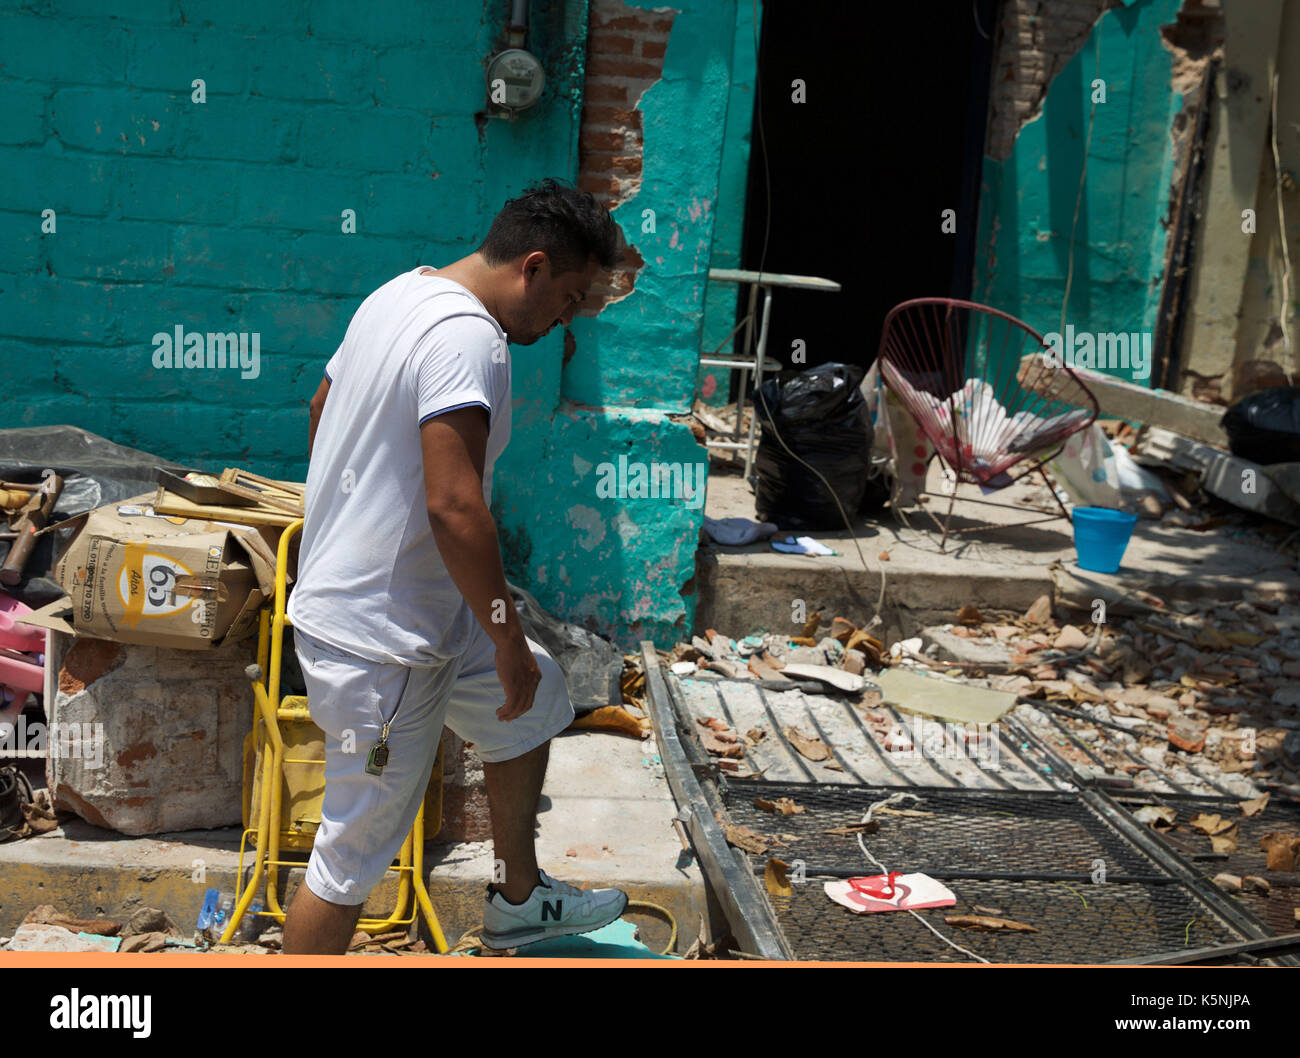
[1,0,587,473]
[494,0,739,648]
[697,0,759,406]
[971,0,1183,386]
[3,0,742,651]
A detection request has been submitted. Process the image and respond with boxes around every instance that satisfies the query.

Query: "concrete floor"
[697,460,1300,642]
[0,726,706,956]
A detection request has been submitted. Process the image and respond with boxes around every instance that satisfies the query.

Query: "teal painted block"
[249,37,375,103]
[361,167,483,240]
[125,26,256,95]
[105,396,246,460]
[171,225,298,291]
[289,233,420,297]
[118,157,241,223]
[0,210,47,274]
[10,395,121,433]
[48,0,178,23]
[45,218,172,282]
[0,147,113,215]
[0,13,128,83]
[299,107,433,173]
[1,274,122,345]
[373,46,485,115]
[309,0,472,47]
[0,81,50,146]
[237,165,357,230]
[240,290,355,353]
[181,0,309,35]
[179,97,303,163]
[50,86,182,156]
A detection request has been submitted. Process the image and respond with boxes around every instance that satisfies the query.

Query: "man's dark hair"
[478,178,623,275]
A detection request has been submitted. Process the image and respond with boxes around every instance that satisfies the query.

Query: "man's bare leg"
[283,885,363,955]
[483,740,549,903]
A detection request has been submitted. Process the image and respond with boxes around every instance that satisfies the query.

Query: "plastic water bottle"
[210,896,234,939]
[196,888,219,933]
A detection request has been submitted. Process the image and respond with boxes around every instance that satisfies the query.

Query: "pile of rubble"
[913,593,1300,797]
[664,614,884,696]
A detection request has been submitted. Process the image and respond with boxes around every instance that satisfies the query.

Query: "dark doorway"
[737,0,999,380]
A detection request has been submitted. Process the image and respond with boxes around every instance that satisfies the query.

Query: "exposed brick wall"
[576,0,674,310]
[985,0,1122,162]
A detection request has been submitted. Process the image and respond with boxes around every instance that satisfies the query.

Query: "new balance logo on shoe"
[541,899,563,922]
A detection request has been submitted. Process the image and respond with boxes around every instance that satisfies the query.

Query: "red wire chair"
[876,298,1099,548]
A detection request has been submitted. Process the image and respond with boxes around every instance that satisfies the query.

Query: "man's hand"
[494,634,541,722]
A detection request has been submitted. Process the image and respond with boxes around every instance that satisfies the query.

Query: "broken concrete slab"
[1135,427,1300,526]
[6,923,121,952]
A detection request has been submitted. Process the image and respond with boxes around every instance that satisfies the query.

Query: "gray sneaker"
[480,869,628,950]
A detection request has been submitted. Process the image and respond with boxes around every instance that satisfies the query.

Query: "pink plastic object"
[850,872,901,899]
[0,592,45,653]
[0,652,43,693]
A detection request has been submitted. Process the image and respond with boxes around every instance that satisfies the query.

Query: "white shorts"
[293,618,575,906]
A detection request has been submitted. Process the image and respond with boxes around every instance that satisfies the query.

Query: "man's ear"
[521,251,548,283]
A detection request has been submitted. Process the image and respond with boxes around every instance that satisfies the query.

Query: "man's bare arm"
[308,377,330,457]
[421,407,539,720]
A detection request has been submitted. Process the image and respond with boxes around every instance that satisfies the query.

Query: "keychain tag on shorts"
[365,722,391,776]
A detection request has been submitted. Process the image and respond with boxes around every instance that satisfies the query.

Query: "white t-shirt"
[287,266,511,665]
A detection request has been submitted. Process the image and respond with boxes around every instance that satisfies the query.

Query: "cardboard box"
[45,493,278,649]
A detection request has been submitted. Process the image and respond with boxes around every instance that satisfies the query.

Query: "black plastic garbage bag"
[754,363,873,529]
[1221,386,1300,465]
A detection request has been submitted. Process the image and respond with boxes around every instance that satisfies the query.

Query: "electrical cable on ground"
[625,899,678,956]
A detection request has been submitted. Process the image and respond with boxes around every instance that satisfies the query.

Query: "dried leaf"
[972,905,1005,916]
[764,858,792,898]
[1260,831,1300,872]
[1188,813,1236,836]
[745,727,767,743]
[1134,805,1177,829]
[944,915,1039,933]
[568,705,649,739]
[700,730,745,758]
[957,604,982,625]
[1240,793,1270,818]
[724,824,773,855]
[1210,827,1239,855]
[783,726,832,762]
[754,796,805,816]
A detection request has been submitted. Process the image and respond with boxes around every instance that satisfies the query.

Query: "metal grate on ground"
[722,779,1257,963]
[1115,793,1300,939]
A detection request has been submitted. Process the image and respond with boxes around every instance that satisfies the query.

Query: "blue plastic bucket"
[1072,507,1138,573]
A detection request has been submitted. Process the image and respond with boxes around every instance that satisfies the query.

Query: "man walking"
[283,179,627,954]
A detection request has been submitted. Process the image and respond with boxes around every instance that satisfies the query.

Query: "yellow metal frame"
[221,518,448,952]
